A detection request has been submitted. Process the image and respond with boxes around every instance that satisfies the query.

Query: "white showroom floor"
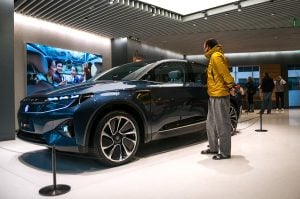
[0,109,300,199]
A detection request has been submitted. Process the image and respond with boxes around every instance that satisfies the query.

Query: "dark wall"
[127,39,183,61]
[111,38,128,67]
[112,37,183,67]
[0,0,15,140]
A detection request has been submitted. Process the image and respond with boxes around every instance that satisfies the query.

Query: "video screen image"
[26,43,103,95]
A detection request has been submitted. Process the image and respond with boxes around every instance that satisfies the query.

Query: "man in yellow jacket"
[201,38,234,160]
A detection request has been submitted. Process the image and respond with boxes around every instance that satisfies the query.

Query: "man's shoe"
[212,154,231,160]
[201,149,218,154]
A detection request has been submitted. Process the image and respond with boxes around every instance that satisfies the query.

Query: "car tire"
[230,104,238,135]
[93,111,140,166]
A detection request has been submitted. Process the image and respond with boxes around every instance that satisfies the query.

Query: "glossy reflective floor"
[1,109,299,199]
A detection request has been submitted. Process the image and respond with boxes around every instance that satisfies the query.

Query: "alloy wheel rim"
[100,116,137,162]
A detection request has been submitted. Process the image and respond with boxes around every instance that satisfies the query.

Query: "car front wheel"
[93,111,140,166]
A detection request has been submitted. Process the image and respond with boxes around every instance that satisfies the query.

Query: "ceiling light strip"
[183,0,272,22]
[111,0,182,21]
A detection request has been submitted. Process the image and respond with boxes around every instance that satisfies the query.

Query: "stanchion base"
[39,184,71,196]
[255,129,268,132]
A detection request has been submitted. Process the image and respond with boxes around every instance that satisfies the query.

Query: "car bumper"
[16,130,88,153]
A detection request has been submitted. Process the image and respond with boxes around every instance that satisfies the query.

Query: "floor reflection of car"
[17,59,240,166]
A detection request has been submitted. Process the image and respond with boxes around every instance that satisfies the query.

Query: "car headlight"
[21,93,94,113]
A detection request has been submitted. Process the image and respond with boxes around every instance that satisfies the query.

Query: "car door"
[141,61,196,140]
[180,62,209,125]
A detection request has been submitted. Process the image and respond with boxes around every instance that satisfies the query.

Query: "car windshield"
[90,60,157,81]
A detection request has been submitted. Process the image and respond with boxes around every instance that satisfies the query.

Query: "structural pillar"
[0,0,15,140]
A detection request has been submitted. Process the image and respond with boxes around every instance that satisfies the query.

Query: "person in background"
[45,57,61,86]
[274,75,286,111]
[259,72,275,114]
[245,76,256,112]
[80,62,92,82]
[200,38,234,160]
[86,62,92,80]
[55,61,67,86]
[55,61,64,81]
[68,66,80,84]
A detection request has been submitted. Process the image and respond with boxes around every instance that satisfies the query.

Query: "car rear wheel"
[230,104,238,135]
[93,111,140,166]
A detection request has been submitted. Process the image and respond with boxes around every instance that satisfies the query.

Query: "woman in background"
[68,66,80,84]
[246,76,256,112]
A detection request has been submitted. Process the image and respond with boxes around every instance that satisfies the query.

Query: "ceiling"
[14,0,300,55]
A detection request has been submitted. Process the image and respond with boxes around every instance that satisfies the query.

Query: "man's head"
[264,72,269,78]
[56,61,63,73]
[203,38,219,53]
[277,75,282,80]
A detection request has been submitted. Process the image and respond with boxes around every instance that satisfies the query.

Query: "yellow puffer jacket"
[205,44,234,97]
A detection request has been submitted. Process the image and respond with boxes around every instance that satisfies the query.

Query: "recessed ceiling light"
[237,4,242,12]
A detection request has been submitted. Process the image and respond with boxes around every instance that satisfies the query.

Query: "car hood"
[30,80,146,97]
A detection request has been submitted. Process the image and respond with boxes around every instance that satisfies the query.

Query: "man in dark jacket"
[259,72,275,114]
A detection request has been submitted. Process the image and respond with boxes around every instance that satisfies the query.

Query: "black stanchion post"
[255,112,268,132]
[39,145,71,196]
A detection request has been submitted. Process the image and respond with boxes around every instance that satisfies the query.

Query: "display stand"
[39,145,71,196]
[255,112,268,132]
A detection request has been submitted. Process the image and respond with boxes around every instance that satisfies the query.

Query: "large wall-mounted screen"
[26,43,102,95]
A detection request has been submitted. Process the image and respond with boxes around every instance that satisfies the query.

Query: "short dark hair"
[87,62,92,69]
[204,38,219,49]
[46,57,54,69]
[264,72,269,78]
[56,60,63,66]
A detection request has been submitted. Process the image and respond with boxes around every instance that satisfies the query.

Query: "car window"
[91,61,156,81]
[190,63,207,86]
[142,62,185,83]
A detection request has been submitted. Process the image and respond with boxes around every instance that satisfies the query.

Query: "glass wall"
[288,65,300,107]
[230,65,260,87]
